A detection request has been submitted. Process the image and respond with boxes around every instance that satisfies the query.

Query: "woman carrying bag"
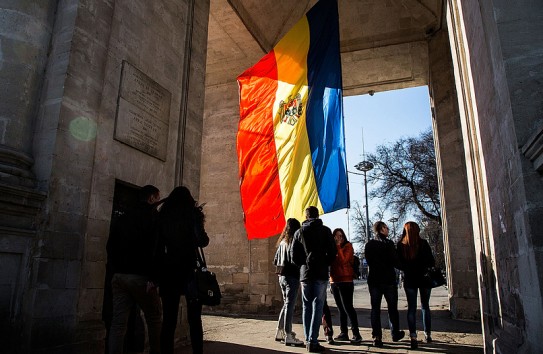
[273,218,304,347]
[155,186,209,354]
[397,221,435,349]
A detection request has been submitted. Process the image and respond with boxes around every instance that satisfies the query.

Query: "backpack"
[352,255,361,279]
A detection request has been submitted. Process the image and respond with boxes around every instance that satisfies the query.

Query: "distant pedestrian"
[329,228,362,344]
[155,186,209,354]
[397,221,435,349]
[274,218,304,347]
[291,206,337,353]
[365,221,405,348]
[107,185,162,354]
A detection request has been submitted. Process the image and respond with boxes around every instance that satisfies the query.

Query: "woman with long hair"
[397,221,435,349]
[329,228,362,344]
[273,218,304,347]
[155,186,209,354]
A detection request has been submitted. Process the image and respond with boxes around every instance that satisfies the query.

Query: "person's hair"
[332,228,347,246]
[373,221,386,236]
[400,221,421,260]
[305,206,319,219]
[159,186,202,221]
[276,218,301,246]
[139,185,159,203]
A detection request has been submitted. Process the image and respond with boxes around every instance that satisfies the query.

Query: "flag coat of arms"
[237,0,349,239]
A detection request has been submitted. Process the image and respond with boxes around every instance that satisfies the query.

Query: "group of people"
[274,206,436,352]
[104,185,209,354]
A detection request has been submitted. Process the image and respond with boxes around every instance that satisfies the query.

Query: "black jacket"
[291,218,337,282]
[155,207,209,286]
[397,238,435,288]
[364,234,399,287]
[106,201,158,279]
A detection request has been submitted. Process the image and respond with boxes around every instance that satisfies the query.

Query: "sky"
[320,86,433,248]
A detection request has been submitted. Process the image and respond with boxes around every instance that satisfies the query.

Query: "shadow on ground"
[178,339,483,353]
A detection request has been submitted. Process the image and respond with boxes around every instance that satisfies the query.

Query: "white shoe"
[284,332,304,347]
[275,328,285,342]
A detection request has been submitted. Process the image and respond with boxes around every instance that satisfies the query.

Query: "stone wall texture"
[0,0,209,352]
[447,0,543,352]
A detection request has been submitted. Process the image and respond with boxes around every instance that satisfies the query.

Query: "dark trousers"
[331,282,359,335]
[108,274,162,354]
[369,284,401,338]
[321,300,333,337]
[160,283,203,354]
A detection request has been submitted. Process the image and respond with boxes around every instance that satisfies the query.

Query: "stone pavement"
[179,281,483,353]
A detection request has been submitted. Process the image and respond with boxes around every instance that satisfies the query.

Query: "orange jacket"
[330,241,354,283]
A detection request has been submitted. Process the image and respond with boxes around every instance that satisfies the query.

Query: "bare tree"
[350,201,385,250]
[366,129,441,224]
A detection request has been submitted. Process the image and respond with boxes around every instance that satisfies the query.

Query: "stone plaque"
[114,61,171,160]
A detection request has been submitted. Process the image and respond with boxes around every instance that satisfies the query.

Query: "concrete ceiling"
[206,0,444,94]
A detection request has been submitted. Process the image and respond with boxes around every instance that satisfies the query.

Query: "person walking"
[397,221,436,349]
[273,218,305,347]
[106,185,162,354]
[329,228,362,344]
[365,221,405,348]
[291,206,337,353]
[155,186,210,354]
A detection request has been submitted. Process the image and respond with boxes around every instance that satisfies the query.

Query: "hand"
[146,281,157,293]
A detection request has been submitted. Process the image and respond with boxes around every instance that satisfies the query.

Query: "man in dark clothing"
[365,221,405,348]
[107,185,162,354]
[291,206,337,353]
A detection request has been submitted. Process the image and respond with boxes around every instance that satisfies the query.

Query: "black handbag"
[423,267,446,288]
[188,247,221,306]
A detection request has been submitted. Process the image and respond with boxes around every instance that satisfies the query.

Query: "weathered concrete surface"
[446,0,543,352]
[429,29,479,320]
[179,282,483,353]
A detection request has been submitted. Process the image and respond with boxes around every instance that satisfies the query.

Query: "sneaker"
[306,342,326,353]
[392,330,405,342]
[373,337,383,348]
[425,333,433,343]
[410,338,418,349]
[326,335,335,344]
[350,335,362,344]
[275,328,285,342]
[334,332,349,341]
[285,332,304,347]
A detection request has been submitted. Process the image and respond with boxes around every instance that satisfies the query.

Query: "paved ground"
[178,281,483,353]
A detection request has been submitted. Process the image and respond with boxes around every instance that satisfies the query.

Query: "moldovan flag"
[236,0,349,239]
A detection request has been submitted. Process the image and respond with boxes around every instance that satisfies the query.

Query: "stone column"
[428,29,479,319]
[0,0,58,186]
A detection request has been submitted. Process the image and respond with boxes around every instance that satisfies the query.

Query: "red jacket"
[330,242,354,283]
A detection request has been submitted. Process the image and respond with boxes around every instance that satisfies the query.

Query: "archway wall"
[200,0,283,313]
[201,0,479,318]
[428,29,479,320]
[4,0,211,351]
[446,0,543,352]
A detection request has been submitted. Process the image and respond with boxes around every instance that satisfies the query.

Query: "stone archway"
[1,0,542,352]
[201,1,543,353]
[201,0,478,320]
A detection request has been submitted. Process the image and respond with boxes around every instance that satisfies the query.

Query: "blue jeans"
[277,275,300,334]
[404,287,432,338]
[331,282,359,335]
[301,280,327,344]
[368,284,401,338]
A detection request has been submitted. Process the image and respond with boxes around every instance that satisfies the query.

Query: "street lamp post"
[389,217,398,241]
[355,161,374,241]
